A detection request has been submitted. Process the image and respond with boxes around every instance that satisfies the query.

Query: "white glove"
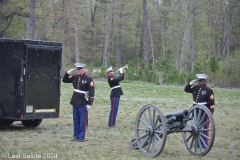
[86,105,91,110]
[119,68,123,74]
[67,68,76,74]
[189,79,197,85]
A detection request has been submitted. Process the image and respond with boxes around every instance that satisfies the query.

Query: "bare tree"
[103,0,115,66]
[116,1,137,68]
[142,0,149,67]
[103,33,109,66]
[0,0,8,38]
[179,0,195,74]
[226,0,233,62]
[29,0,36,40]
[117,3,124,68]
[74,17,79,63]
[61,0,66,44]
[148,18,155,67]
[155,2,165,59]
[90,0,97,64]
[109,0,115,62]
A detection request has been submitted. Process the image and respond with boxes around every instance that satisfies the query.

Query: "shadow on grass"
[0,122,39,131]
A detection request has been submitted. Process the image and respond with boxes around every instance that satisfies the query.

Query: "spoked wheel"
[183,105,215,156]
[135,104,167,158]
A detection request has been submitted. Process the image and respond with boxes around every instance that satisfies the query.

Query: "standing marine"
[105,66,124,127]
[62,63,95,142]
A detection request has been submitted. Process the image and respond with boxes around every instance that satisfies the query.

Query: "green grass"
[0,82,240,160]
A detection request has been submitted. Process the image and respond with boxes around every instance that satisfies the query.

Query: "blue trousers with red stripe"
[72,106,88,141]
[108,96,120,127]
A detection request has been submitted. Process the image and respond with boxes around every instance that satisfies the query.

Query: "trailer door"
[24,44,61,119]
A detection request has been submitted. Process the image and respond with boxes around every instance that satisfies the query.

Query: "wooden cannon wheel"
[135,104,167,158]
[183,105,215,156]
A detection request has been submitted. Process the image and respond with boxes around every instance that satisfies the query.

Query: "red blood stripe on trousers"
[111,97,116,126]
[84,111,88,139]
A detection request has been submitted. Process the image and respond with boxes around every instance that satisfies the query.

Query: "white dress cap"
[74,63,86,69]
[196,74,209,80]
[105,66,114,73]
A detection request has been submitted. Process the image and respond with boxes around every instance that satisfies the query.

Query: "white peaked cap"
[196,74,209,80]
[105,66,114,73]
[74,63,86,69]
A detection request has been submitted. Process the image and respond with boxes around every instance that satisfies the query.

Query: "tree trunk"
[175,35,180,70]
[117,4,124,68]
[109,0,115,62]
[148,18,154,67]
[175,11,181,70]
[26,18,30,39]
[226,0,232,62]
[179,0,194,74]
[142,0,149,67]
[103,0,115,67]
[156,4,165,59]
[191,42,196,72]
[103,31,109,66]
[0,0,8,38]
[209,0,215,55]
[61,0,65,44]
[74,17,79,63]
[90,0,97,64]
[221,9,228,56]
[29,0,36,40]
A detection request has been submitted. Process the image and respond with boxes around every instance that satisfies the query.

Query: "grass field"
[1,81,240,160]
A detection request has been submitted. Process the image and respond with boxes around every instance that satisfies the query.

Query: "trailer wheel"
[21,119,42,127]
[0,119,14,126]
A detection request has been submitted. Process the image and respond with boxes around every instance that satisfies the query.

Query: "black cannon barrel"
[165,110,190,120]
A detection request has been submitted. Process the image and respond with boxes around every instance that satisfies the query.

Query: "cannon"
[128,104,215,158]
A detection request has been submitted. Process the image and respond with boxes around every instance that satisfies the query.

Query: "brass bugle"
[115,65,128,76]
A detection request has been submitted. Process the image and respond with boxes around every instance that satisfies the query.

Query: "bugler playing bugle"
[105,65,127,127]
[114,65,128,76]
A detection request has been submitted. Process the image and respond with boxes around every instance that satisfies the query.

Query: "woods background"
[0,0,240,87]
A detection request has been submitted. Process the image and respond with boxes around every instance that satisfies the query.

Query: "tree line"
[0,0,240,87]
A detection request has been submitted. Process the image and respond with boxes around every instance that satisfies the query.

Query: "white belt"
[74,89,89,101]
[111,85,120,90]
[74,89,87,94]
[193,101,207,105]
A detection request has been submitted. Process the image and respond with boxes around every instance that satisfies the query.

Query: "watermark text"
[1,152,58,159]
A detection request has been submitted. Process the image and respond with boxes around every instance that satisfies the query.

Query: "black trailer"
[0,39,62,127]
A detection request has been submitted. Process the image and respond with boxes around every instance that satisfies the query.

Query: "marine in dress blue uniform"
[62,63,95,142]
[105,66,124,127]
[184,74,215,147]
[184,74,215,113]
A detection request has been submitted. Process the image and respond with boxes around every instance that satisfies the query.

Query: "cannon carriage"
[128,104,215,158]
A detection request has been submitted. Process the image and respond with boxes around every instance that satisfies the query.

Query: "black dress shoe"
[71,138,79,141]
